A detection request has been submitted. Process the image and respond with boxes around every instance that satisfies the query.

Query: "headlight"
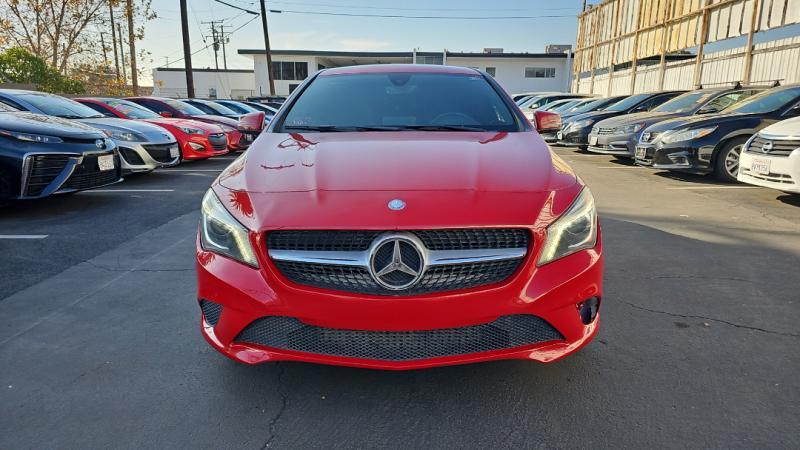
[0,130,63,143]
[105,130,145,141]
[219,124,236,133]
[618,123,644,134]
[660,127,717,144]
[177,126,205,135]
[538,187,598,265]
[200,189,259,267]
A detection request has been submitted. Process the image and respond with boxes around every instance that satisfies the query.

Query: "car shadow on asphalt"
[776,194,800,207]
[651,170,727,185]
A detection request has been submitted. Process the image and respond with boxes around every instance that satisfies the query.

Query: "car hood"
[644,112,760,133]
[142,117,223,133]
[759,116,800,137]
[564,110,623,125]
[79,117,175,142]
[0,112,106,139]
[595,111,681,128]
[215,131,582,230]
[192,114,239,127]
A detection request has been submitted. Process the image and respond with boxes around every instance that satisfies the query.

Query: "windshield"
[218,101,257,114]
[19,93,104,118]
[724,87,800,114]
[519,95,546,108]
[653,91,715,113]
[203,101,238,115]
[569,98,614,114]
[165,99,205,115]
[105,99,159,119]
[605,94,651,112]
[280,72,519,132]
[549,100,581,113]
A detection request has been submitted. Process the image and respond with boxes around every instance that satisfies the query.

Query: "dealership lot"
[1,147,799,448]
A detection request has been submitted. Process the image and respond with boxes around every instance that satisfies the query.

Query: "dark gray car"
[587,87,764,158]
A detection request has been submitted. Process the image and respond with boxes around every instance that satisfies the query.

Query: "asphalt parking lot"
[1,147,799,448]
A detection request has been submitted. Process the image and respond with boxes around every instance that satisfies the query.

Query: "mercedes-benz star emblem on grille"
[368,234,425,290]
[388,199,406,210]
[762,140,773,153]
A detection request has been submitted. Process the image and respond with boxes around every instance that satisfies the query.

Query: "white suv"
[738,117,800,194]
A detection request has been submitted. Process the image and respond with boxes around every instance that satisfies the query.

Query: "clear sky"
[141,0,585,84]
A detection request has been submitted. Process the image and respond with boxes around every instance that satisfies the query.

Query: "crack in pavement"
[620,300,800,338]
[261,363,289,449]
[84,261,194,273]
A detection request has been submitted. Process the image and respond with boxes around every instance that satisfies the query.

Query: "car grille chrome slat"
[235,315,564,361]
[746,136,799,157]
[267,229,530,296]
[24,155,71,197]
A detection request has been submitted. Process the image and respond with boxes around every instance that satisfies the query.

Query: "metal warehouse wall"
[573,0,800,94]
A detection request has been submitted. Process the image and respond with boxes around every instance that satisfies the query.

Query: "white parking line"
[0,235,48,240]
[87,189,176,193]
[665,186,761,190]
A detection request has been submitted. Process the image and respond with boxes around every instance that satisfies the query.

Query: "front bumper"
[556,127,591,147]
[738,150,800,193]
[196,230,604,370]
[587,132,636,157]
[634,140,715,173]
[181,133,230,160]
[116,140,180,173]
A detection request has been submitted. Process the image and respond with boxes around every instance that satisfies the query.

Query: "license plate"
[635,147,647,159]
[557,131,563,140]
[589,135,598,146]
[244,134,254,142]
[751,158,770,174]
[97,154,115,171]
[169,145,179,158]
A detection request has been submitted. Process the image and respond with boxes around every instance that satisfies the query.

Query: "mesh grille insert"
[235,315,564,361]
[199,299,223,326]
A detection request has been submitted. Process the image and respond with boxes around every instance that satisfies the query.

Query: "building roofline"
[154,67,254,73]
[237,49,570,58]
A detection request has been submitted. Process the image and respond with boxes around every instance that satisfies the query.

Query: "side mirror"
[239,111,266,133]
[159,111,173,118]
[533,110,561,133]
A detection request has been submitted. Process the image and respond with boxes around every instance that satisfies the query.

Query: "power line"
[264,0,578,12]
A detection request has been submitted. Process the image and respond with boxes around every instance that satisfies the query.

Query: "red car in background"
[76,98,229,160]
[125,97,251,151]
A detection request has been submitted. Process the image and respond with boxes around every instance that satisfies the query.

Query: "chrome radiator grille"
[267,229,530,296]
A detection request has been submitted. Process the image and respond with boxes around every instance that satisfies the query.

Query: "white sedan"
[738,117,800,194]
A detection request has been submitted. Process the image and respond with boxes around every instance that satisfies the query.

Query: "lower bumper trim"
[235,314,564,362]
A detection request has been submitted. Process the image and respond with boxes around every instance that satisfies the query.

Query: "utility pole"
[202,20,224,70]
[220,26,230,70]
[117,23,127,83]
[179,0,195,98]
[259,0,275,95]
[126,0,139,95]
[109,2,121,82]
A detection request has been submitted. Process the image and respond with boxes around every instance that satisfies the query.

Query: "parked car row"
[0,89,270,205]
[523,84,800,194]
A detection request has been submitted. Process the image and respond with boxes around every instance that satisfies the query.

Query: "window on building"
[417,55,443,65]
[271,61,309,80]
[485,67,496,77]
[524,67,556,78]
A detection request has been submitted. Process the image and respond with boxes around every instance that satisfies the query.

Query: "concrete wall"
[445,57,571,94]
[152,69,255,99]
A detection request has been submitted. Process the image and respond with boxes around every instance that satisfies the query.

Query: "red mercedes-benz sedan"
[75,98,229,160]
[197,65,603,370]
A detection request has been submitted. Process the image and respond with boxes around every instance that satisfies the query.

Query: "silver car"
[587,87,764,158]
[80,118,180,174]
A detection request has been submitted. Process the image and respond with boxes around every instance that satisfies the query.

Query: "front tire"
[714,138,747,183]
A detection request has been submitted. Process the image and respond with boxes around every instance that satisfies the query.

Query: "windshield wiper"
[393,124,489,132]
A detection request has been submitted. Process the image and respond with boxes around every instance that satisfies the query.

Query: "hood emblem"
[761,140,773,153]
[368,234,425,290]
[388,199,406,211]
[95,139,105,149]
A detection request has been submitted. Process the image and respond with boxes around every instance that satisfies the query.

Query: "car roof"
[321,64,480,76]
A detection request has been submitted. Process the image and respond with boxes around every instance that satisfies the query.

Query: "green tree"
[0,47,84,93]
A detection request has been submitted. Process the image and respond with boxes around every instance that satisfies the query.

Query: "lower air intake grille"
[143,143,179,163]
[235,315,564,361]
[62,154,120,190]
[208,133,228,151]
[24,154,70,197]
[199,299,223,326]
[118,147,145,166]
